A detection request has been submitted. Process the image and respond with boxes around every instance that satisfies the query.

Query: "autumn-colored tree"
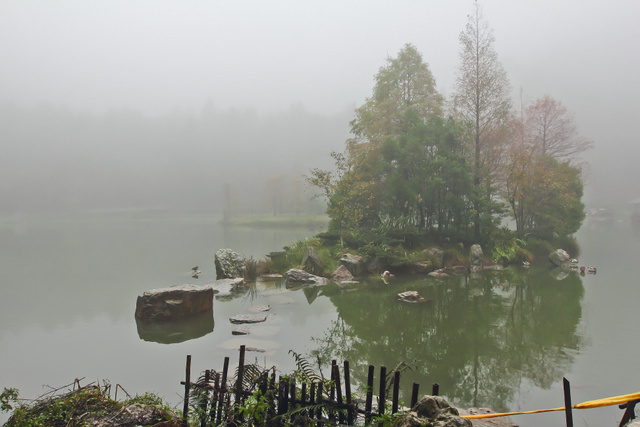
[502,149,585,237]
[524,95,593,161]
[452,2,512,238]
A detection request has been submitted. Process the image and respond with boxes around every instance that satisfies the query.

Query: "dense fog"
[1,0,639,216]
[0,102,350,214]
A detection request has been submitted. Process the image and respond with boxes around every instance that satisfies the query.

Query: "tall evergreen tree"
[452,2,512,238]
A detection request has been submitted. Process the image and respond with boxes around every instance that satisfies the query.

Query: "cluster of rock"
[394,396,517,427]
[135,241,517,324]
[395,395,472,427]
[135,248,249,323]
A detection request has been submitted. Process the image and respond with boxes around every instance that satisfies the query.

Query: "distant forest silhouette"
[0,102,352,215]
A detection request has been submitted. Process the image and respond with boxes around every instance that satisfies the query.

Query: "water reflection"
[309,267,584,412]
[136,309,214,344]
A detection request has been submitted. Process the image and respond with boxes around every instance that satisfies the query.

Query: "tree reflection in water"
[309,267,584,412]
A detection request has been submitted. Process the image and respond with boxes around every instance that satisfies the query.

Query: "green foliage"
[1,387,19,412]
[238,392,271,426]
[489,226,531,264]
[3,385,178,427]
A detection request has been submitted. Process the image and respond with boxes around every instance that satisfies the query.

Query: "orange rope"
[461,391,640,419]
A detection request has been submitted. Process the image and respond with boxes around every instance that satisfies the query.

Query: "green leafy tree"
[379,110,474,234]
[349,43,443,151]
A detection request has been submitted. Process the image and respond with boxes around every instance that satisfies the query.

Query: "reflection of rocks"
[446,265,468,275]
[549,267,570,281]
[470,244,484,273]
[284,268,329,287]
[395,395,472,427]
[210,278,246,299]
[214,248,246,279]
[136,309,214,344]
[413,260,436,274]
[135,284,214,321]
[422,247,444,266]
[339,253,367,276]
[249,305,271,312]
[548,248,570,267]
[397,290,429,303]
[229,314,269,324]
[428,270,450,278]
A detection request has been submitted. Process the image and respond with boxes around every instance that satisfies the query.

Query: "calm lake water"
[0,212,637,426]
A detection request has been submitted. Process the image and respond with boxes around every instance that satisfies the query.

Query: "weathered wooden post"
[215,356,230,424]
[316,381,324,424]
[209,372,219,425]
[392,370,400,414]
[432,382,439,396]
[333,363,345,424]
[563,377,574,427]
[182,354,191,426]
[379,366,387,416]
[411,382,420,408]
[365,365,374,423]
[344,360,354,425]
[309,381,316,422]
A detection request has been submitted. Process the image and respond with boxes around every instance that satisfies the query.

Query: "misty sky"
[2,0,640,208]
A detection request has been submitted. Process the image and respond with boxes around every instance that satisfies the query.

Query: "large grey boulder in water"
[135,284,214,322]
[215,248,246,279]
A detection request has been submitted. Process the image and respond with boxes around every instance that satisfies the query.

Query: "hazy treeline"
[0,101,352,215]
